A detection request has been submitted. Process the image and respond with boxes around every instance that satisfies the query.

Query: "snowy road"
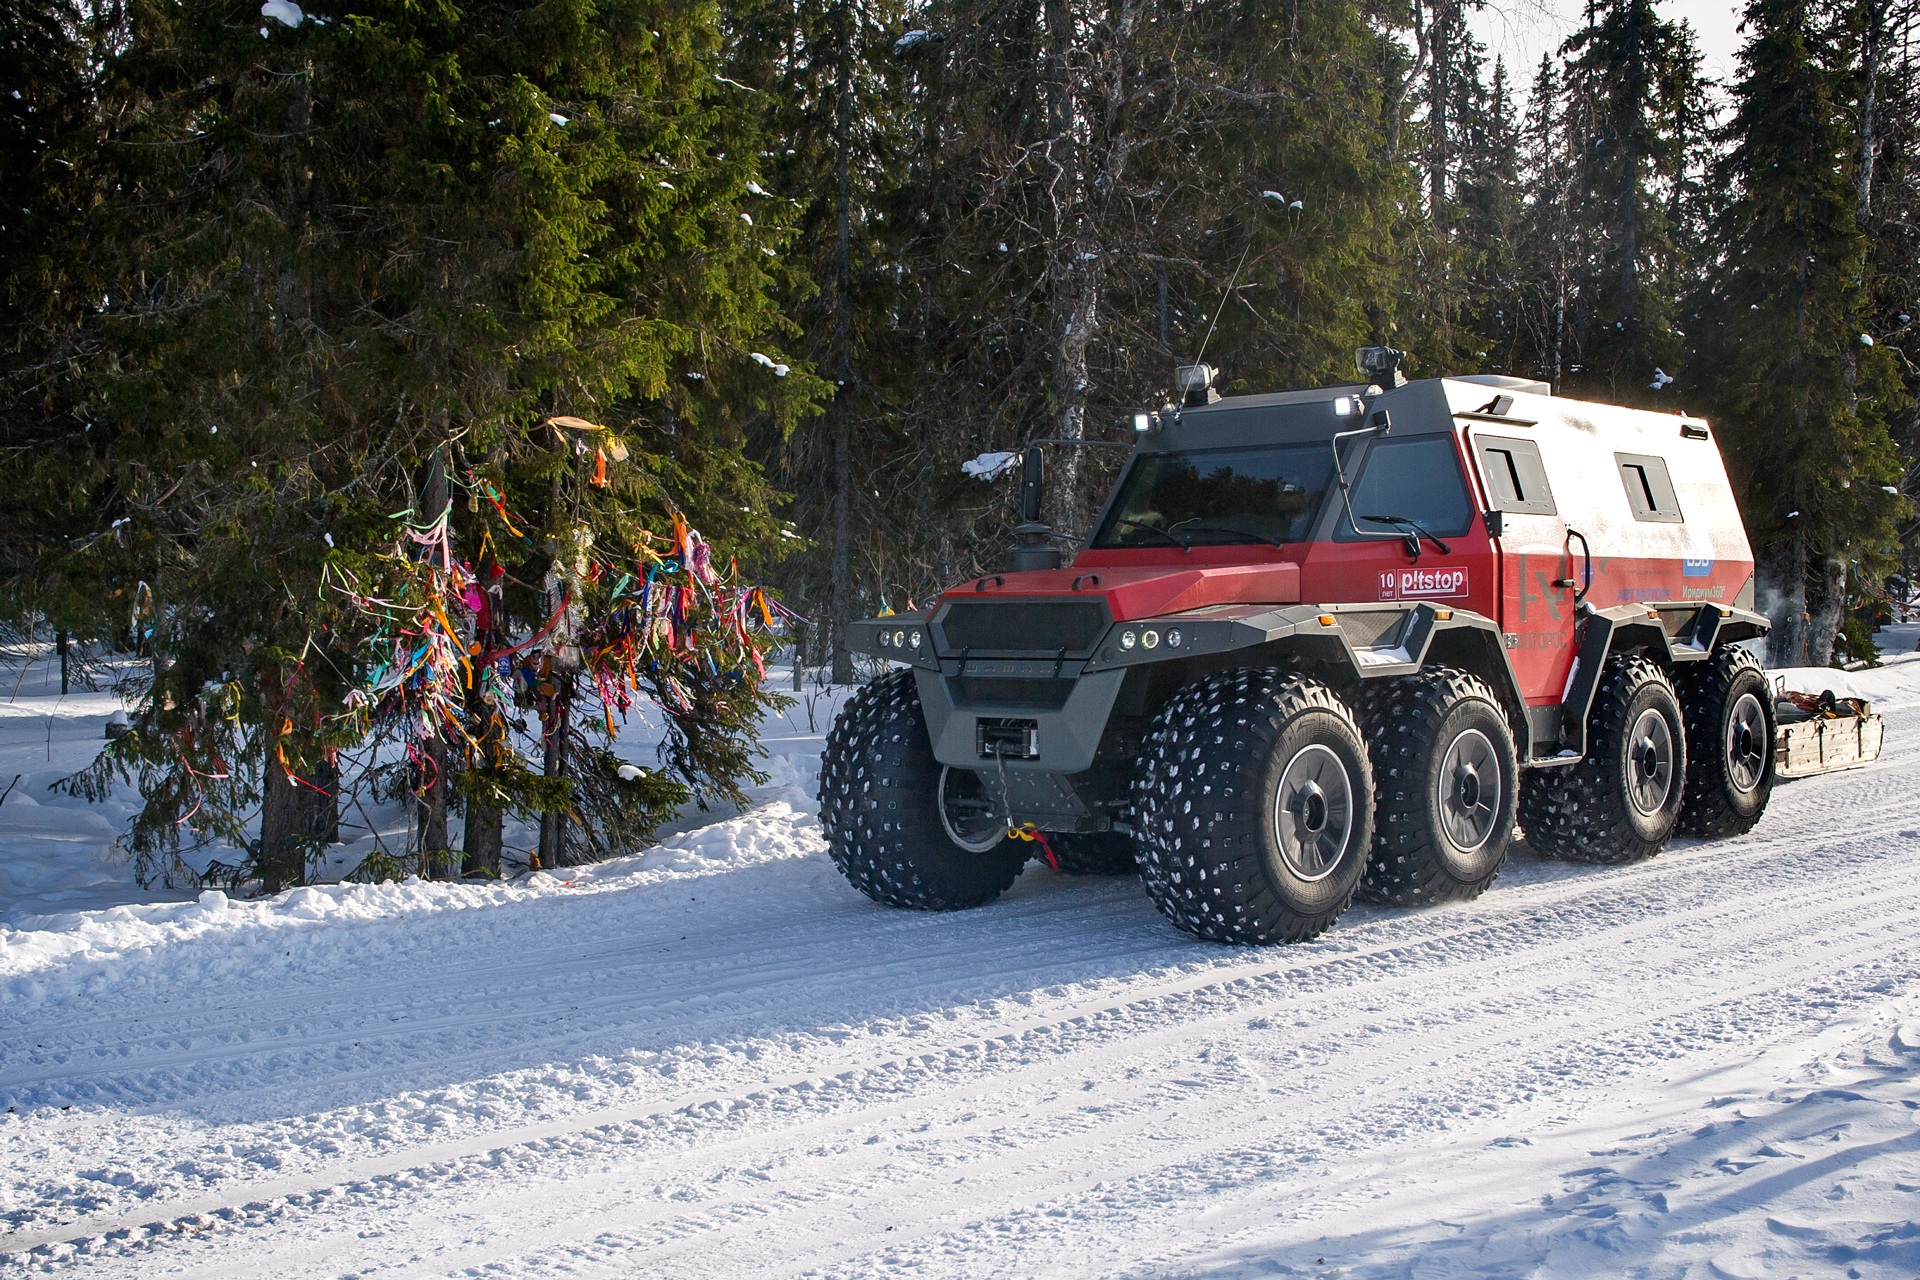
[6,664,1920,1276]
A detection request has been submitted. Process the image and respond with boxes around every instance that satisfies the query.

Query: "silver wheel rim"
[1271,744,1354,882]
[1727,692,1767,792]
[938,766,1006,852]
[1626,708,1676,816]
[1438,727,1501,853]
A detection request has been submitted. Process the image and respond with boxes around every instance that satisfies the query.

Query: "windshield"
[1090,444,1335,549]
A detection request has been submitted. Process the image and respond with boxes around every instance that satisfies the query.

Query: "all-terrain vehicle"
[819,355,1785,944]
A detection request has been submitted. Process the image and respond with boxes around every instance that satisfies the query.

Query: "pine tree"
[1510,56,1580,387]
[29,0,814,887]
[1557,0,1710,402]
[1440,43,1530,374]
[0,0,108,628]
[1690,0,1906,666]
[1848,0,1920,568]
[726,0,914,683]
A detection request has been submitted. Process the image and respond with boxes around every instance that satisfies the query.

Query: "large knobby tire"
[1134,668,1373,945]
[1520,655,1687,864]
[818,670,1028,910]
[1676,647,1776,838]
[1045,831,1139,876]
[1359,666,1520,906]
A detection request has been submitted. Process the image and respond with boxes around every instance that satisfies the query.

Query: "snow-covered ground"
[3,640,1920,1277]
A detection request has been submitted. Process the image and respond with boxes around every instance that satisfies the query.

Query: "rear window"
[1090,444,1334,549]
[1336,435,1476,539]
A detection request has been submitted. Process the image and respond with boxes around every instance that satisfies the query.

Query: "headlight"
[878,630,891,647]
[1167,629,1182,648]
[1142,629,1160,649]
[907,631,922,650]
[1119,630,1137,650]
[892,629,906,648]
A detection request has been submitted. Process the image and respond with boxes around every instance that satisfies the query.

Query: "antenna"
[1192,243,1252,371]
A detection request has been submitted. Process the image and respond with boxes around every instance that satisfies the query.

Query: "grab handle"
[1566,528,1593,608]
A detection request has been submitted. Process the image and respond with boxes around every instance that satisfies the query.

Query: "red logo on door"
[1378,566,1469,601]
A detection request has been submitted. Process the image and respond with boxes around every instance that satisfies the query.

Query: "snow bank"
[0,797,826,997]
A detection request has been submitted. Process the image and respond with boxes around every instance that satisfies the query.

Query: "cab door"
[1297,432,1494,621]
[1469,431,1578,705]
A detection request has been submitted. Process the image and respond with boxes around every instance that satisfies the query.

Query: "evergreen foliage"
[1687,0,1905,665]
[7,0,808,887]
[1554,0,1710,402]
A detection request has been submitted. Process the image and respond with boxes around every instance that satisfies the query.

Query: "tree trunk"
[1428,0,1452,226]
[1858,0,1882,227]
[537,673,573,869]
[461,667,503,878]
[258,750,304,894]
[1041,0,1099,537]
[301,754,339,847]
[1388,0,1429,160]
[1766,524,1810,667]
[419,440,451,876]
[828,402,853,684]
[463,554,504,877]
[827,0,858,687]
[463,779,503,877]
[1156,267,1168,353]
[1808,555,1848,667]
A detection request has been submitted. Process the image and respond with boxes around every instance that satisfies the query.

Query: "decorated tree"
[37,0,815,888]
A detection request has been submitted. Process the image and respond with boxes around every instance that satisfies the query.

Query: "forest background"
[2,0,1917,887]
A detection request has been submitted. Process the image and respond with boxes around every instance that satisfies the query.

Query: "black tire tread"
[1359,666,1518,906]
[1518,654,1683,864]
[1676,646,1775,838]
[1044,831,1139,876]
[1133,667,1371,945]
[818,670,1027,910]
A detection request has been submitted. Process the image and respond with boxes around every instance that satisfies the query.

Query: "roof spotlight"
[1174,363,1219,407]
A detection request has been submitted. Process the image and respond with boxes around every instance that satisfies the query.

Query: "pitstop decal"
[1378,566,1470,601]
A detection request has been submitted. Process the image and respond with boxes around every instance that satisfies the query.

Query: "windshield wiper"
[1114,519,1189,549]
[1361,514,1451,558]
[1168,518,1286,548]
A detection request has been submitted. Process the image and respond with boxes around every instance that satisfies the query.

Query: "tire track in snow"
[5,697,1916,1272]
[9,810,1919,1270]
[375,875,1920,1274]
[11,790,1914,1128]
[118,850,1918,1279]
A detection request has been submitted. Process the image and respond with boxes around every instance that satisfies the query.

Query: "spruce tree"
[1557,0,1710,402]
[28,0,813,887]
[726,0,913,683]
[1690,0,1906,665]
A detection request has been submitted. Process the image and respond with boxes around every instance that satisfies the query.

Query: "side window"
[1615,453,1684,522]
[1474,435,1557,515]
[1336,435,1476,539]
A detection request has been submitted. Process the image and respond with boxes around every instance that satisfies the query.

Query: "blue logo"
[1683,557,1713,578]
